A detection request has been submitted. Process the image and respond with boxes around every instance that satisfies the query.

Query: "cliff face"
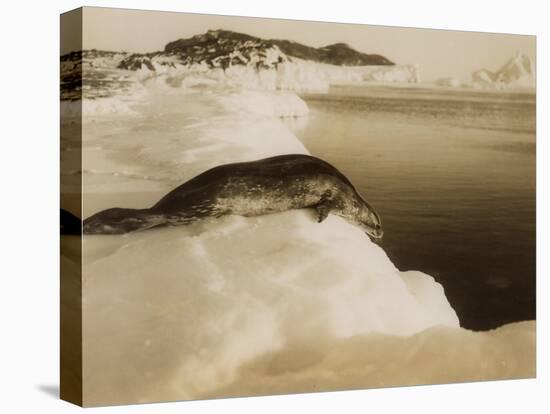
[275,59,419,92]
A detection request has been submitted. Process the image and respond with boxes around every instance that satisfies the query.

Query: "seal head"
[313,184,383,240]
[353,199,384,239]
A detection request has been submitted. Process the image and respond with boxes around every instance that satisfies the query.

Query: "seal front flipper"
[315,203,331,223]
[315,190,333,223]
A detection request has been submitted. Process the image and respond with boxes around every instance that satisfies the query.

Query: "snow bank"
[77,87,309,193]
[79,77,534,406]
[205,320,535,399]
[218,89,309,118]
[82,210,460,405]
[61,94,146,119]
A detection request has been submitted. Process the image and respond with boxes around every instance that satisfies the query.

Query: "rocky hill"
[119,29,393,71]
[271,40,393,66]
[60,30,418,101]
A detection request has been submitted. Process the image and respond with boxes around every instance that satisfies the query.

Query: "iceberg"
[433,51,535,91]
[70,74,535,406]
[471,51,535,90]
[435,77,464,88]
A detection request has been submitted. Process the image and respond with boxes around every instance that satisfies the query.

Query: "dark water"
[293,85,536,330]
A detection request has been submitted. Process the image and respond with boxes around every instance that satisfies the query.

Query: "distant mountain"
[118,29,393,71]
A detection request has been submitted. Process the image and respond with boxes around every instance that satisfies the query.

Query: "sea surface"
[291,85,536,330]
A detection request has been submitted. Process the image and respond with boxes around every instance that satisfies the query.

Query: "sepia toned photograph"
[60,6,536,407]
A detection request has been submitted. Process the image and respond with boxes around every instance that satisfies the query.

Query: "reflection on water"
[293,85,536,330]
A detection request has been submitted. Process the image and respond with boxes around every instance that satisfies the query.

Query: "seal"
[83,154,383,238]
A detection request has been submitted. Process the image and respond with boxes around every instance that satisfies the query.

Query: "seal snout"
[369,226,384,239]
[363,211,383,240]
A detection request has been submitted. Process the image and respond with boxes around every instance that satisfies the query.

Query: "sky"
[65,6,536,82]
